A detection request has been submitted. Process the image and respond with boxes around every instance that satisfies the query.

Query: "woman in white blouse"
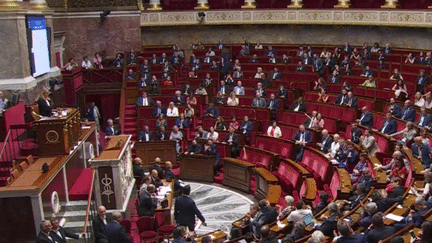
[166,102,179,117]
[254,67,265,79]
[267,121,282,138]
[414,92,425,107]
[81,56,93,69]
[327,134,340,159]
[255,41,263,49]
[207,126,219,142]
[227,92,239,106]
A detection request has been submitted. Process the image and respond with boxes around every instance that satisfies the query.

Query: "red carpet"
[69,168,94,201]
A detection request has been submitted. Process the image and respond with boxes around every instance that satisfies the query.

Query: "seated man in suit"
[138,75,150,87]
[316,129,333,153]
[105,211,133,243]
[267,93,280,119]
[341,183,367,212]
[125,69,137,80]
[204,103,219,117]
[376,112,397,135]
[37,220,55,243]
[301,53,312,65]
[317,203,339,237]
[397,100,416,122]
[138,184,157,217]
[93,206,108,243]
[203,139,221,176]
[174,185,205,232]
[50,218,81,243]
[149,157,164,179]
[194,126,209,140]
[152,101,166,117]
[232,66,243,79]
[105,119,119,136]
[328,70,340,83]
[268,53,277,64]
[394,196,429,230]
[139,125,154,142]
[251,93,266,108]
[334,89,348,105]
[296,61,306,72]
[249,54,259,63]
[136,91,154,107]
[312,54,324,76]
[254,82,266,97]
[412,136,432,169]
[290,96,307,112]
[184,139,202,155]
[350,122,363,144]
[233,81,245,95]
[292,125,312,162]
[224,127,240,158]
[387,98,402,116]
[365,213,396,243]
[269,67,281,80]
[304,111,317,129]
[203,53,213,64]
[360,66,374,77]
[344,91,358,107]
[218,80,230,95]
[360,129,380,156]
[240,116,253,138]
[156,126,169,141]
[265,46,277,56]
[417,106,432,129]
[336,220,365,243]
[416,69,430,94]
[132,158,144,177]
[150,169,163,188]
[357,106,374,127]
[164,161,181,190]
[250,199,278,236]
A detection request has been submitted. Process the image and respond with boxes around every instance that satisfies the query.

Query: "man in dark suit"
[277,84,288,100]
[37,220,56,243]
[344,91,358,107]
[240,116,253,137]
[346,144,359,165]
[232,66,243,78]
[360,66,374,77]
[150,168,163,188]
[158,53,168,64]
[136,91,154,107]
[328,70,340,83]
[251,93,266,108]
[387,98,401,116]
[341,183,367,211]
[133,158,144,177]
[292,125,312,162]
[335,220,365,243]
[251,199,278,236]
[218,80,230,95]
[265,46,277,56]
[416,69,430,94]
[365,213,396,243]
[394,196,428,230]
[50,218,81,243]
[350,122,363,145]
[138,184,157,217]
[93,206,108,243]
[149,157,164,179]
[224,127,240,158]
[125,69,136,80]
[138,75,150,87]
[203,53,213,64]
[152,101,167,117]
[296,62,306,72]
[377,112,397,135]
[164,161,181,190]
[301,53,312,65]
[316,129,333,153]
[204,103,220,117]
[412,136,432,169]
[334,89,348,105]
[269,67,281,80]
[156,126,169,141]
[397,100,416,122]
[290,97,307,112]
[342,42,353,55]
[254,82,266,97]
[184,139,202,155]
[105,211,133,243]
[318,203,338,237]
[105,119,119,136]
[357,106,374,127]
[312,54,324,76]
[417,107,432,128]
[266,94,280,119]
[216,40,225,49]
[171,52,181,64]
[356,168,374,192]
[174,185,205,231]
[203,139,221,175]
[268,53,277,64]
[139,125,154,142]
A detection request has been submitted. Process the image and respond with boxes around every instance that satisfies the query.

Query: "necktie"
[270,100,274,108]
[300,133,304,142]
[382,121,388,133]
[146,133,149,141]
[157,108,161,116]
[270,128,275,137]
[420,116,424,126]
[273,73,276,79]
[144,98,147,106]
[403,108,408,119]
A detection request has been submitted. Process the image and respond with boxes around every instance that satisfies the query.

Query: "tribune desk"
[134,141,177,168]
[180,154,215,183]
[222,158,254,193]
[254,167,279,201]
[0,122,98,243]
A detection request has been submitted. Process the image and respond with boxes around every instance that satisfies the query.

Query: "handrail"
[83,168,97,235]
[0,129,12,161]
[119,88,126,134]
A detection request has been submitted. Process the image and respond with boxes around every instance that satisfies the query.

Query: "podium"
[180,154,215,183]
[90,135,135,211]
[134,141,177,168]
[33,108,81,156]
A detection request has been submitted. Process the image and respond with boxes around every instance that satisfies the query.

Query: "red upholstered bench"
[298,148,331,189]
[255,135,293,160]
[281,111,305,126]
[272,161,302,195]
[239,146,278,171]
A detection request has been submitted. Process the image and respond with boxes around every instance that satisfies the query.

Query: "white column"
[148,0,162,11]
[334,0,350,8]
[242,0,256,9]
[29,0,49,10]
[287,0,303,8]
[381,0,398,8]
[195,0,209,9]
[0,0,22,11]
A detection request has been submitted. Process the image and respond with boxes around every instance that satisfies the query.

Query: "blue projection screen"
[26,15,51,77]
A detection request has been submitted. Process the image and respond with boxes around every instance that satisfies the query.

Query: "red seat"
[120,219,132,236]
[154,212,175,242]
[136,216,159,243]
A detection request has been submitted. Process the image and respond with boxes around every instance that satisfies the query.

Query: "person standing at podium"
[224,127,239,158]
[37,90,55,117]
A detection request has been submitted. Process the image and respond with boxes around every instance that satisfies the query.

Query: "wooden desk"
[384,207,410,225]
[404,149,425,181]
[156,179,173,224]
[270,218,291,235]
[254,167,279,201]
[337,168,352,197]
[304,178,317,203]
[369,156,388,188]
[196,230,227,243]
[180,154,215,183]
[135,141,177,168]
[222,158,254,193]
[232,218,249,235]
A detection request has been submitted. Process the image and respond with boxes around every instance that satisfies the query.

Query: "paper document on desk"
[385,213,404,222]
[159,186,171,195]
[155,195,164,200]
[277,221,286,228]
[331,160,340,165]
[209,235,215,239]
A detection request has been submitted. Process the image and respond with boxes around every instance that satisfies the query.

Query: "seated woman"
[317,88,329,103]
[404,53,416,64]
[156,114,167,129]
[162,76,173,86]
[349,153,369,183]
[37,89,55,117]
[188,67,198,78]
[392,79,408,99]
[186,93,197,106]
[183,104,195,118]
[390,68,404,81]
[63,58,78,71]
[425,93,432,109]
[254,67,265,79]
[389,158,408,185]
[350,48,362,66]
[360,76,377,88]
[214,116,227,131]
[93,53,103,69]
[229,116,240,130]
[390,121,416,145]
[267,121,282,138]
[414,92,425,107]
[313,78,327,91]
[227,92,239,106]
[277,196,294,220]
[312,113,325,131]
[327,134,341,159]
[169,125,183,154]
[207,126,219,142]
[214,91,226,105]
[175,113,189,129]
[166,102,179,117]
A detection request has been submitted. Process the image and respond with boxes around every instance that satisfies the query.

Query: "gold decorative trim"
[381,0,398,9]
[241,1,256,9]
[0,0,22,11]
[30,1,50,11]
[287,0,303,9]
[334,0,350,9]
[137,0,144,10]
[195,2,209,10]
[147,3,161,11]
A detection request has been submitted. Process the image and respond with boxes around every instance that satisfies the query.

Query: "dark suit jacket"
[152,106,167,117]
[106,126,119,136]
[175,118,190,129]
[292,131,312,144]
[277,89,288,99]
[187,144,202,154]
[133,163,144,177]
[173,96,185,105]
[37,98,55,117]
[37,232,56,243]
[411,143,432,168]
[334,94,347,105]
[225,133,239,150]
[136,97,154,107]
[336,234,365,243]
[344,97,358,107]
[365,226,396,243]
[320,136,333,153]
[269,71,282,79]
[251,207,278,236]
[254,87,267,97]
[302,57,312,65]
[318,214,337,237]
[347,149,359,164]
[290,101,307,112]
[416,75,430,87]
[139,131,154,142]
[379,119,397,134]
[174,195,205,227]
[205,107,220,117]
[359,111,374,127]
[266,99,280,111]
[93,216,108,242]
[240,121,253,136]
[362,69,374,77]
[50,227,79,243]
[252,98,266,108]
[398,107,416,122]
[358,175,374,192]
[329,75,340,83]
[105,221,133,243]
[138,190,157,217]
[149,165,164,179]
[417,114,432,127]
[155,131,169,141]
[351,128,362,144]
[219,85,230,95]
[388,104,401,116]
[159,57,168,64]
[388,186,405,198]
